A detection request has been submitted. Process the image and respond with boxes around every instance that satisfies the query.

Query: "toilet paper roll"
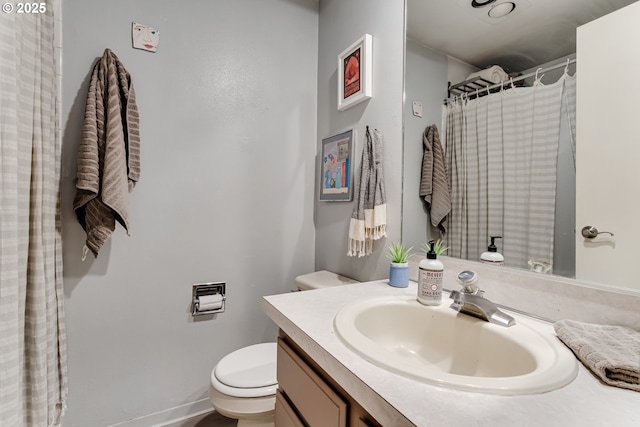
[198,294,223,311]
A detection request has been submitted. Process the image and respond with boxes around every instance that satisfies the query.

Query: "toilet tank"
[295,270,359,291]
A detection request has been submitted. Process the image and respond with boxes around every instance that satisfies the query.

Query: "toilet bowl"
[209,270,358,426]
[209,343,277,427]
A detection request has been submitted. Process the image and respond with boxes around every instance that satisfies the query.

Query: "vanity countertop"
[263,280,640,427]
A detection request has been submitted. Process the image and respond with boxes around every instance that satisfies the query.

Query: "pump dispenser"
[481,236,504,265]
[417,240,444,305]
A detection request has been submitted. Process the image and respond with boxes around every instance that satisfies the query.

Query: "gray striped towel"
[419,124,451,234]
[348,127,387,257]
[74,48,140,258]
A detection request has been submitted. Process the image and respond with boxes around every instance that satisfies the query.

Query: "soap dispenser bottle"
[417,240,444,306]
[481,236,504,265]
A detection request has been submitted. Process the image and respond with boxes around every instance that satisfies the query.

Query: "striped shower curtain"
[0,3,67,426]
[443,72,576,272]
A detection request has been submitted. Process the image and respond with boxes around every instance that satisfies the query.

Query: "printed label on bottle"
[418,268,443,301]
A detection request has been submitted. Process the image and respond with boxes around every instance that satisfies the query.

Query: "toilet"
[209,343,278,427]
[208,270,358,427]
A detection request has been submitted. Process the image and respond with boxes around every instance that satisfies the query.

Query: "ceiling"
[407,0,638,72]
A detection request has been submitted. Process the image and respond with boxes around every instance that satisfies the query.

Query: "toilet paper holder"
[192,282,226,316]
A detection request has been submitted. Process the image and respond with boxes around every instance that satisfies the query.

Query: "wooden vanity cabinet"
[276,333,381,427]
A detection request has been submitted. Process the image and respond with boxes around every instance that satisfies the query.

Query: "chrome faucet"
[449,270,515,327]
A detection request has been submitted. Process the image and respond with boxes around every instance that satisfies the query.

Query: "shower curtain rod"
[444,58,576,104]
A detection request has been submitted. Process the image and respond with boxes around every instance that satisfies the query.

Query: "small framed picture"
[319,129,354,201]
[338,34,372,111]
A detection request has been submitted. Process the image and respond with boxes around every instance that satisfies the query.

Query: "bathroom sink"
[334,295,578,395]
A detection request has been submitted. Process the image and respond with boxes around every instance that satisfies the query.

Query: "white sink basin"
[334,295,578,395]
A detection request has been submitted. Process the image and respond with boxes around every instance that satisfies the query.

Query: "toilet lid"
[295,270,359,291]
[215,342,277,388]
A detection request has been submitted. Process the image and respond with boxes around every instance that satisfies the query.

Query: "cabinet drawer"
[275,390,305,427]
[277,338,347,427]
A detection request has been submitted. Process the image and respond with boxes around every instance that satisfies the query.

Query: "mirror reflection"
[402,0,639,290]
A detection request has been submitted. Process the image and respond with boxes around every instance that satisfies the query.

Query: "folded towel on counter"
[74,48,140,259]
[466,65,509,84]
[554,319,640,392]
[419,125,451,234]
[348,127,387,257]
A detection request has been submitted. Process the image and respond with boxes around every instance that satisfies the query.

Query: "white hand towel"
[466,65,509,84]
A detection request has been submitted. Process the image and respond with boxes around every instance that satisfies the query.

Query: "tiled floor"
[164,411,236,427]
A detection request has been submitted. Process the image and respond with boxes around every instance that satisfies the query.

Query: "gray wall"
[314,0,405,282]
[401,39,449,253]
[61,0,318,425]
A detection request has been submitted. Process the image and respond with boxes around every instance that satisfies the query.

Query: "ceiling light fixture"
[471,0,497,7]
[488,2,516,18]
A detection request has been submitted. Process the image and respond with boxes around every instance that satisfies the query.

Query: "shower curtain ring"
[535,67,543,84]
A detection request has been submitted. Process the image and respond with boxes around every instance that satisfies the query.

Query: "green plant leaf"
[387,242,413,263]
[422,239,449,256]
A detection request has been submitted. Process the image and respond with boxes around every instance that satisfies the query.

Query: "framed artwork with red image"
[337,34,372,111]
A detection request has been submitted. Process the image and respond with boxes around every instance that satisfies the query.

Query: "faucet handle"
[464,285,483,295]
[456,270,481,295]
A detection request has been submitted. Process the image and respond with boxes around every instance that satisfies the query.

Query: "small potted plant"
[387,242,413,288]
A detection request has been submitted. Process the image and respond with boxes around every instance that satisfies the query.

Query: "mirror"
[402,0,639,291]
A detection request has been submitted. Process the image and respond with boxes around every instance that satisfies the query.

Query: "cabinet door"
[277,338,347,427]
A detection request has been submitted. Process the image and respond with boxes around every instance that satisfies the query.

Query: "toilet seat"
[211,342,277,398]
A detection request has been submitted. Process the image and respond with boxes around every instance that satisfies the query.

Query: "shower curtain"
[444,71,576,272]
[0,3,67,426]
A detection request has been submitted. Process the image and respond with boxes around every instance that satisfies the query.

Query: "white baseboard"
[107,399,214,427]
